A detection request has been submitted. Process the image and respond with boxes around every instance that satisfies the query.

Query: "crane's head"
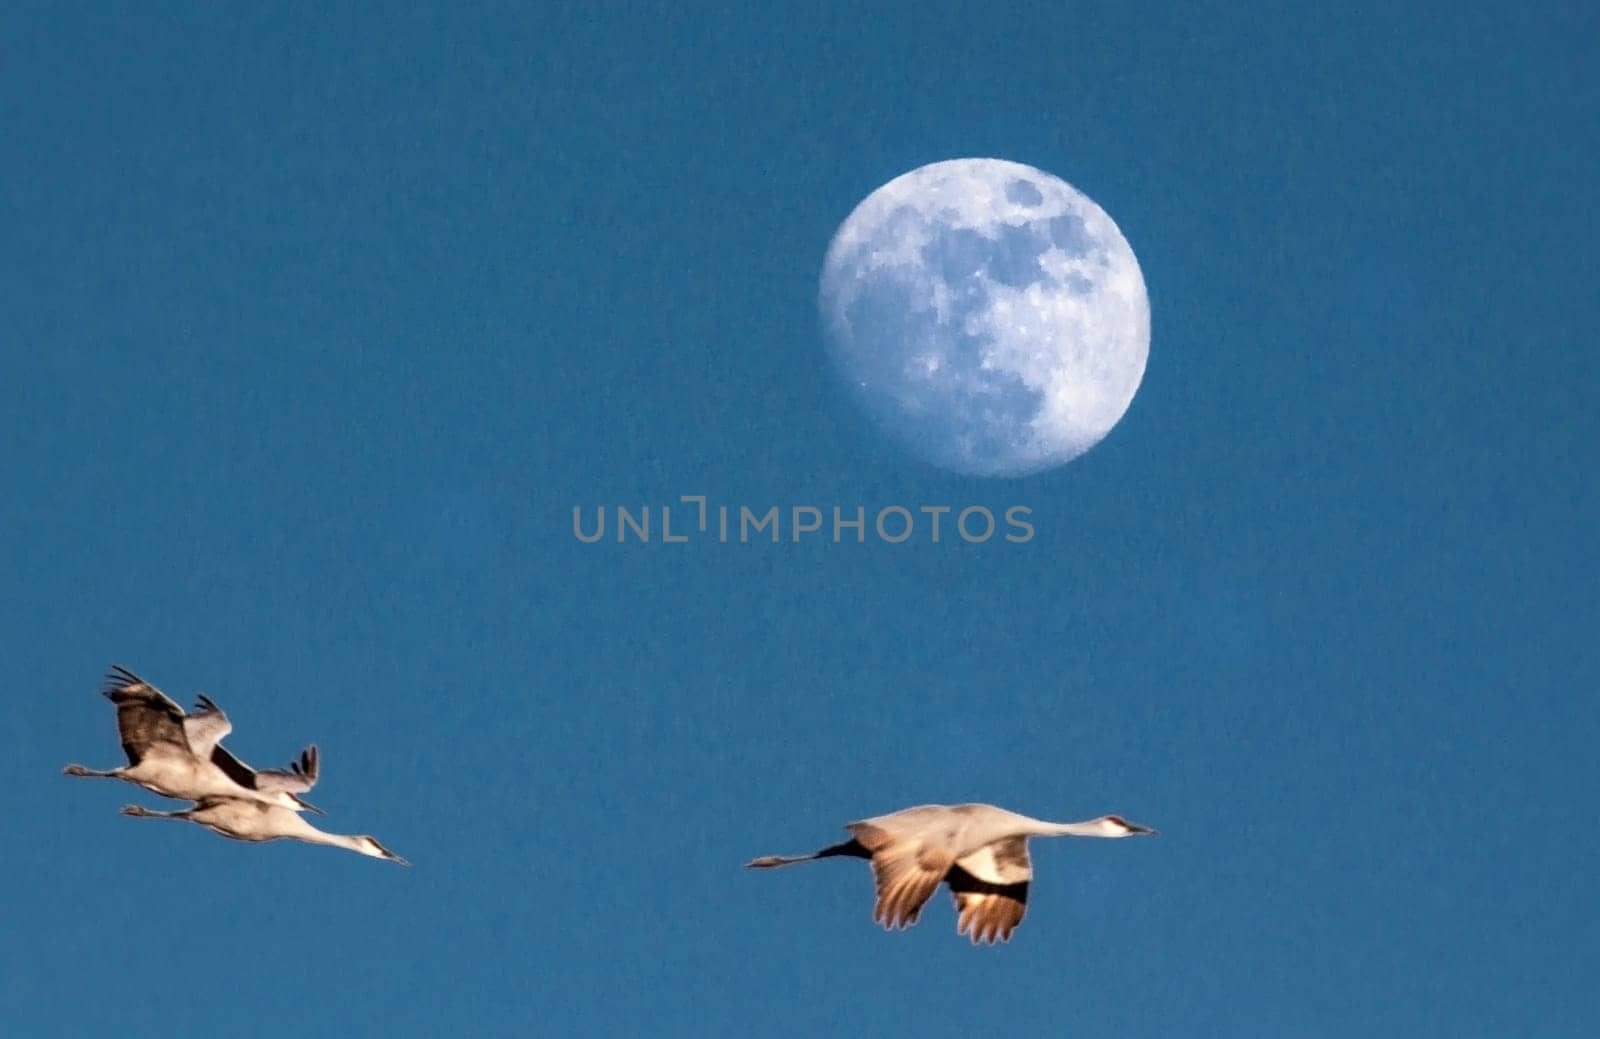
[1098,815,1158,838]
[356,836,410,867]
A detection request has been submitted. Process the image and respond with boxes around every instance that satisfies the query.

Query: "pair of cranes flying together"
[66,664,1157,943]
[64,665,407,866]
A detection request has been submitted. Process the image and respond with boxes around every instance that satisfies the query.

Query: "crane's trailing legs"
[62,764,123,778]
[746,838,869,869]
[121,804,189,820]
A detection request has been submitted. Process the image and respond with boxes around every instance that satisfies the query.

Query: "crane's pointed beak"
[1128,822,1158,836]
[294,794,326,816]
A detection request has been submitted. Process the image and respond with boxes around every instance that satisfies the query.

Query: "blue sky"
[4,3,1597,1036]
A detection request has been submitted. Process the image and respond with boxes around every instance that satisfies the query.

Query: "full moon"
[818,158,1150,477]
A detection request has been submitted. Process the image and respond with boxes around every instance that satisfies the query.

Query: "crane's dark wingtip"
[103,664,143,695]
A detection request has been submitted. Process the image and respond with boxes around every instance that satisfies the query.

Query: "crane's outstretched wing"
[210,744,323,814]
[102,666,189,766]
[252,745,319,794]
[847,821,956,932]
[208,742,258,789]
[182,693,232,760]
[947,837,1031,944]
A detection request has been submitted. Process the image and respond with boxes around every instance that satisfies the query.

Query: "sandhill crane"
[120,798,408,866]
[746,803,1157,944]
[63,665,323,813]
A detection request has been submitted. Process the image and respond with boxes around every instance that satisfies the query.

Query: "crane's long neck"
[286,815,376,857]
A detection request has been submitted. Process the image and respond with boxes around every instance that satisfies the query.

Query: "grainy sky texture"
[4,4,1597,1036]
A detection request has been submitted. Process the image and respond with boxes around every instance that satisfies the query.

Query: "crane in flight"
[63,665,323,813]
[747,802,1156,944]
[121,798,408,866]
